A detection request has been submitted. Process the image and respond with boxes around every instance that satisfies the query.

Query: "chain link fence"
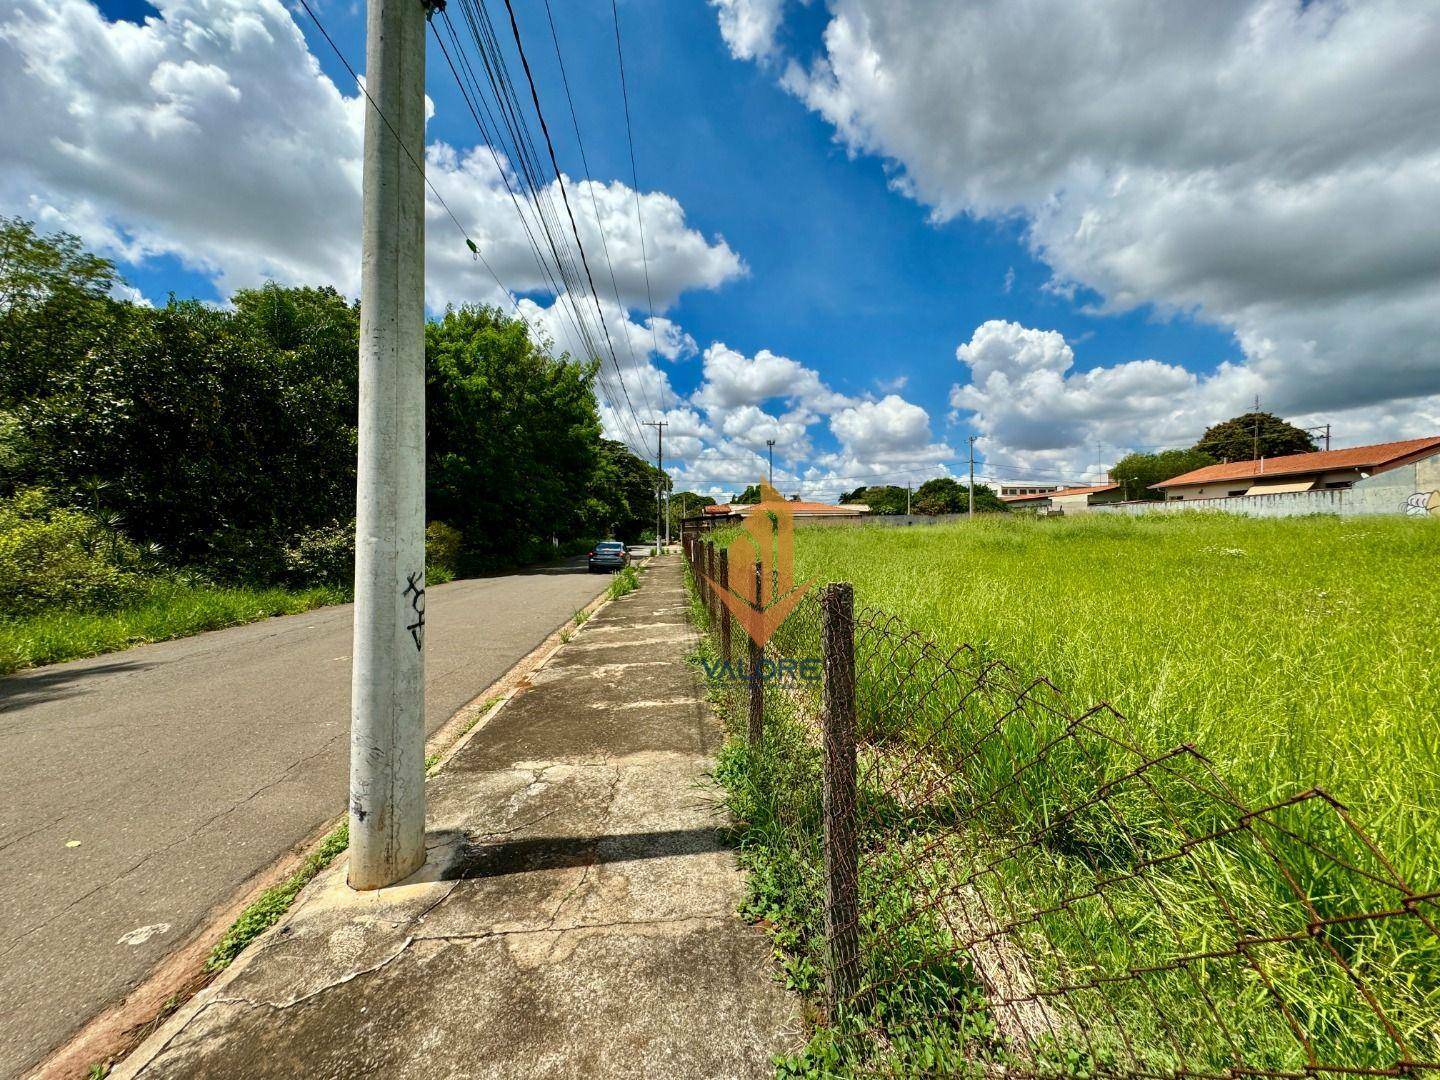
[683,537,1440,1078]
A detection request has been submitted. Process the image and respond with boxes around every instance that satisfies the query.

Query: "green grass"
[606,565,640,600]
[0,579,348,675]
[792,513,1439,868]
[697,513,1440,1075]
[205,822,349,972]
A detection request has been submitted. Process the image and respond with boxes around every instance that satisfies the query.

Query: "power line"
[497,0,648,452]
[292,0,531,333]
[540,0,659,430]
[437,0,651,455]
[610,0,661,364]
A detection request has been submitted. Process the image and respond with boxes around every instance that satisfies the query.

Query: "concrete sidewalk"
[114,557,797,1078]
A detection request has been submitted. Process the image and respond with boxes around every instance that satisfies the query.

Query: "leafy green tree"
[734,484,763,504]
[12,295,361,577]
[1194,412,1316,462]
[2,224,670,584]
[848,485,909,515]
[1111,448,1217,500]
[586,438,666,542]
[426,305,606,564]
[0,217,126,412]
[914,478,1007,514]
[913,477,964,514]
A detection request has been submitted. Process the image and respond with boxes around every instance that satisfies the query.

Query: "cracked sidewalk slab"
[114,558,799,1079]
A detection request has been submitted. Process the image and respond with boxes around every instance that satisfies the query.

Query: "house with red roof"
[1151,437,1440,502]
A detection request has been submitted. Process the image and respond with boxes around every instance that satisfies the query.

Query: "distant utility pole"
[766,439,776,486]
[350,0,430,891]
[968,435,978,519]
[644,420,668,554]
[905,482,911,516]
[1322,423,1331,451]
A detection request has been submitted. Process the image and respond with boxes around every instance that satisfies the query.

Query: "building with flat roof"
[1001,483,1124,514]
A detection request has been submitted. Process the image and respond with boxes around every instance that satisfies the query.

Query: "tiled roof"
[702,501,863,516]
[1003,483,1118,502]
[1152,436,1440,489]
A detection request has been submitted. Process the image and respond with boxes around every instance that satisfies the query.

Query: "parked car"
[587,540,631,573]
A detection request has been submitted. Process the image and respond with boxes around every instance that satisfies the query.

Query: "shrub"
[281,520,354,586]
[0,489,143,617]
[425,520,462,575]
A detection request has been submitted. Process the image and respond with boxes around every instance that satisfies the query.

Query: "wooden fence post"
[706,541,718,623]
[821,581,860,1012]
[747,559,764,744]
[694,537,706,607]
[718,548,731,665]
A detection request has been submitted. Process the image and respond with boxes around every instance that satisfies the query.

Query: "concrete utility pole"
[766,439,775,486]
[644,420,668,554]
[349,0,430,890]
[968,435,978,519]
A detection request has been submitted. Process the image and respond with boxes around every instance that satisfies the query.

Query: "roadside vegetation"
[789,513,1439,863]
[606,564,641,600]
[0,217,665,673]
[695,513,1440,1074]
[205,823,350,972]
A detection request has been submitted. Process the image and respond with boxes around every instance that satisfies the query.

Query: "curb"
[34,564,638,1080]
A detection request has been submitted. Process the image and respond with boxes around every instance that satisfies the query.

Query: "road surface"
[0,557,617,1077]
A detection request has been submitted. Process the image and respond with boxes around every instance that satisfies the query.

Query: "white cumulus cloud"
[750,0,1440,454]
[0,0,743,313]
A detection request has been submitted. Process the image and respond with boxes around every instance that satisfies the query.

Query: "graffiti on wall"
[1404,490,1440,516]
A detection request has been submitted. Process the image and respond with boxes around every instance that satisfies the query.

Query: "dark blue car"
[587,540,631,573]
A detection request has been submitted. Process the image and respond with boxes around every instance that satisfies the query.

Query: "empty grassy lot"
[702,511,1440,1074]
[792,512,1439,874]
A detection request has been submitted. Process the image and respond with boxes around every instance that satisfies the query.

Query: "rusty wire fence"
[682,538,1440,1078]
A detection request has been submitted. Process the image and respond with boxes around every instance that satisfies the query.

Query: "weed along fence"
[682,536,1440,1078]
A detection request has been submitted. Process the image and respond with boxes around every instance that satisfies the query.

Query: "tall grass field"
[699,512,1440,1075]
[793,513,1438,871]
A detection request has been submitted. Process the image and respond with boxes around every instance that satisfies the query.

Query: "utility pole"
[905,482,911,516]
[350,0,430,891]
[766,439,775,486]
[968,435,978,519]
[644,420,668,554]
[1323,423,1331,451]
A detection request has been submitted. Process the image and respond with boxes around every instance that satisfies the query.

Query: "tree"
[1,217,126,411]
[844,485,908,515]
[1110,448,1217,500]
[10,293,362,577]
[913,477,964,514]
[1194,412,1316,463]
[585,439,666,543]
[1,223,671,582]
[426,305,606,564]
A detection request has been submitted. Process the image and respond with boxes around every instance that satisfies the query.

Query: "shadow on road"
[0,660,155,714]
[445,826,731,880]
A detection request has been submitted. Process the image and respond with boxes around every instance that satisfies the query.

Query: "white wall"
[1098,463,1438,519]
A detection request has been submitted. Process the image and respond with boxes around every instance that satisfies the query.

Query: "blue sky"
[6,0,1438,496]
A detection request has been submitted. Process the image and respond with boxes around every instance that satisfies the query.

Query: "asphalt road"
[0,556,620,1077]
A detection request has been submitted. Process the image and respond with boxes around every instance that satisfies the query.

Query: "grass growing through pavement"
[697,513,1440,1074]
[0,579,347,676]
[205,822,349,972]
[606,565,640,600]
